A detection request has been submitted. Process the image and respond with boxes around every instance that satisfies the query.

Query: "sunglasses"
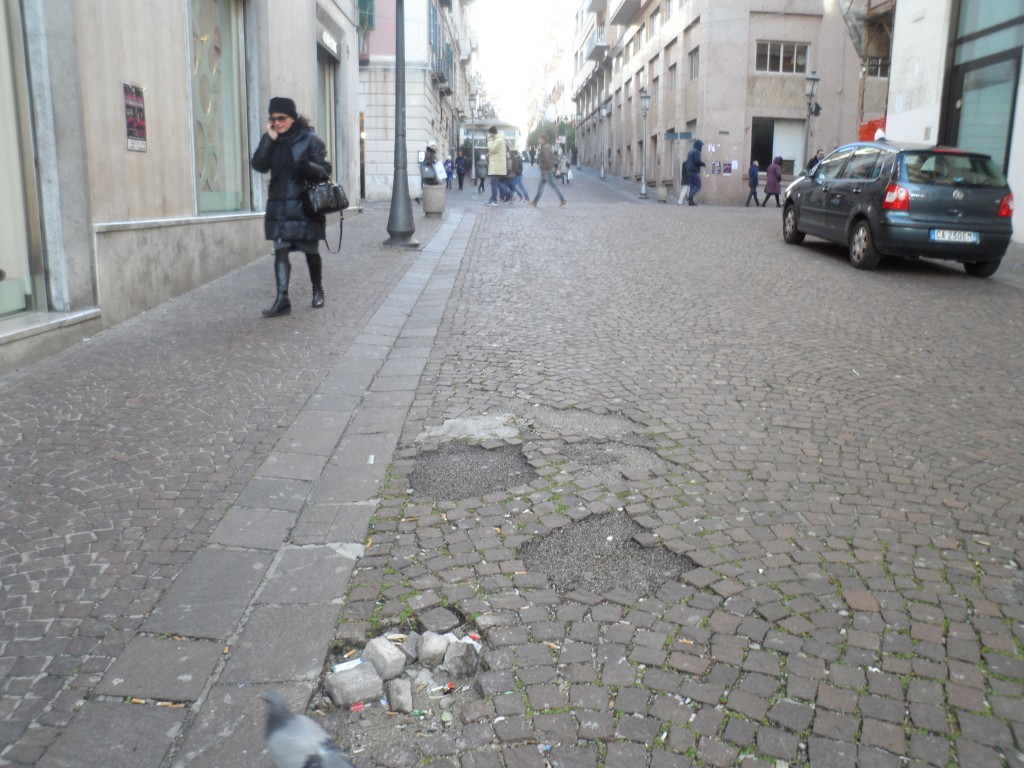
[269,115,291,123]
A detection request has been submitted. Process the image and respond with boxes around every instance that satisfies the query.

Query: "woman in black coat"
[251,96,332,317]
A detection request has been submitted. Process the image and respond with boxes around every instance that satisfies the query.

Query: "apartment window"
[652,76,659,103]
[649,9,660,37]
[429,2,439,52]
[191,0,248,213]
[864,56,890,77]
[664,0,672,21]
[756,41,809,73]
[689,47,699,80]
[359,0,375,30]
[668,63,677,92]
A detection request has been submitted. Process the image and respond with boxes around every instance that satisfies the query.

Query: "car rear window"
[900,151,1007,187]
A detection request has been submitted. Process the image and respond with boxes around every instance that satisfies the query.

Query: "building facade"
[572,0,888,204]
[885,0,1024,240]
[358,0,476,200]
[0,0,361,374]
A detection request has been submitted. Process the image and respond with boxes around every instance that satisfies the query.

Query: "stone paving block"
[256,546,356,605]
[257,451,329,481]
[347,406,410,436]
[292,501,376,545]
[311,435,395,503]
[208,506,296,550]
[172,681,314,767]
[95,636,223,702]
[221,604,341,684]
[142,548,271,639]
[808,736,857,768]
[235,476,313,512]
[36,700,185,768]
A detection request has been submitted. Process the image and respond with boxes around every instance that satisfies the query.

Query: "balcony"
[608,0,640,27]
[431,44,452,85]
[586,26,608,61]
[587,0,606,13]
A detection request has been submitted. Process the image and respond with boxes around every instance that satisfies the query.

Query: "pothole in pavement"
[519,509,696,597]
[558,439,673,487]
[406,441,537,500]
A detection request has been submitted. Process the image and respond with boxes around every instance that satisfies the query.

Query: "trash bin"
[422,183,445,216]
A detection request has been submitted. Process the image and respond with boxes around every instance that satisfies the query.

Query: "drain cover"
[519,510,695,597]
[407,442,536,500]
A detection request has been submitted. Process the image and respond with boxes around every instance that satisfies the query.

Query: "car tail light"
[998,192,1014,218]
[883,183,910,211]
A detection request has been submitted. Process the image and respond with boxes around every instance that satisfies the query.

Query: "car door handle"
[849,187,862,194]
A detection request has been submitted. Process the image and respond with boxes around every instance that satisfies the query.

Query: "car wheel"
[848,220,881,270]
[782,204,805,244]
[963,259,1001,278]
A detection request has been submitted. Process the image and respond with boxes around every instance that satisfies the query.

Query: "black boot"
[263,253,291,317]
[306,252,324,308]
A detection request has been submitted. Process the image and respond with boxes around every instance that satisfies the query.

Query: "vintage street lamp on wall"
[639,86,651,200]
[804,70,821,164]
[600,105,608,180]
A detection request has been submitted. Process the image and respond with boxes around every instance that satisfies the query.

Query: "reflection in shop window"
[0,7,33,316]
[191,0,248,213]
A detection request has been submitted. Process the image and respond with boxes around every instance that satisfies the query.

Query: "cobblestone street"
[2,165,1023,767]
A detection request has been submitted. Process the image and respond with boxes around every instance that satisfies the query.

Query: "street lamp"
[804,70,820,166]
[600,105,608,179]
[575,112,582,166]
[638,86,651,200]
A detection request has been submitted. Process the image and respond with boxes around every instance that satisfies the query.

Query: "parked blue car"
[783,141,1014,277]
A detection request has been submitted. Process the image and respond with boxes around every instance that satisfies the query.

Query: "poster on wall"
[124,83,147,152]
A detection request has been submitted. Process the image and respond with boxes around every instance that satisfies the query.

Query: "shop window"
[191,0,248,213]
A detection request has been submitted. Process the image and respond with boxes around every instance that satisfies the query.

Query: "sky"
[469,0,574,131]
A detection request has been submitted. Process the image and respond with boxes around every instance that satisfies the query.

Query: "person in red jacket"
[762,156,783,208]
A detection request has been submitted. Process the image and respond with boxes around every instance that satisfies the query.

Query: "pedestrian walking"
[806,148,825,174]
[509,149,530,202]
[762,155,783,207]
[485,126,512,206]
[745,159,761,207]
[530,133,567,207]
[685,139,706,206]
[443,156,454,189]
[475,152,487,193]
[455,150,468,191]
[557,153,571,184]
[250,96,332,317]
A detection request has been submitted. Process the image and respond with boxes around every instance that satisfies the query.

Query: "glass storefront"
[191,0,249,213]
[0,4,35,317]
[944,1,1024,170]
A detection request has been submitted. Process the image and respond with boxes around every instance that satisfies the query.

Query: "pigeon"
[261,691,357,768]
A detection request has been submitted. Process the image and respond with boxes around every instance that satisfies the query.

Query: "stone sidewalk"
[2,167,1024,768]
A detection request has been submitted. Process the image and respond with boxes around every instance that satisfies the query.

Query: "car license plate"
[930,229,979,244]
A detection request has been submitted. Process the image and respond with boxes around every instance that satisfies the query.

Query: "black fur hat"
[268,97,297,118]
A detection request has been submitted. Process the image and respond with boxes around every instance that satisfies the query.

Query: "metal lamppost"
[638,86,651,199]
[575,111,582,165]
[384,0,418,247]
[469,92,480,184]
[804,70,820,166]
[599,105,608,179]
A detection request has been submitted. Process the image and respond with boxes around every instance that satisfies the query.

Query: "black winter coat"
[251,126,332,243]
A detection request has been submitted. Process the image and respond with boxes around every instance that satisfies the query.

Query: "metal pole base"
[382,235,420,248]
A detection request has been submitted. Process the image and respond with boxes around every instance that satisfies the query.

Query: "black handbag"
[302,180,349,254]
[302,180,349,217]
